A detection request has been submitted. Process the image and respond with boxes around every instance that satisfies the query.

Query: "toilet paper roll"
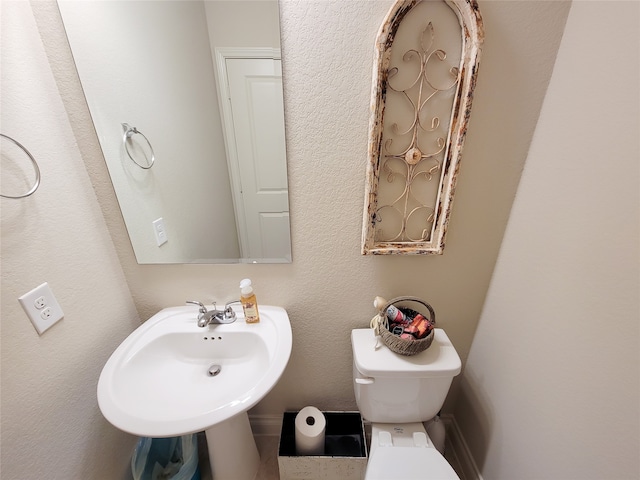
[294,406,326,455]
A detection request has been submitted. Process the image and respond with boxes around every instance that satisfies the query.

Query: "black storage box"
[278,411,367,480]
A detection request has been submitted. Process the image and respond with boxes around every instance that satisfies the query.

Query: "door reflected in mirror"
[58,0,291,264]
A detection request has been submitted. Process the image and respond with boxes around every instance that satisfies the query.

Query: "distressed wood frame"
[362,0,484,255]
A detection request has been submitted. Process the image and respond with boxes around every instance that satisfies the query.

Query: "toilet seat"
[366,423,459,480]
[366,446,459,480]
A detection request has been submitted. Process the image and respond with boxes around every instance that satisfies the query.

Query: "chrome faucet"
[186,301,238,327]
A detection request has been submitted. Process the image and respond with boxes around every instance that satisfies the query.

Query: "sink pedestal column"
[205,412,260,480]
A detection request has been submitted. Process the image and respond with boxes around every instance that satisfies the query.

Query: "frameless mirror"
[58,0,291,264]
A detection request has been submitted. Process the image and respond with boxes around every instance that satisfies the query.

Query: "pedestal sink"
[97,304,292,480]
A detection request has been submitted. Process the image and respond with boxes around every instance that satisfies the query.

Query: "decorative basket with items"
[369,296,436,356]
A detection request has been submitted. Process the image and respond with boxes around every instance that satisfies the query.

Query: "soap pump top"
[240,278,253,295]
[240,278,260,323]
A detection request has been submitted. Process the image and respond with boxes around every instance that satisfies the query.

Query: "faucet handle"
[186,300,207,314]
[224,300,241,309]
[224,300,240,321]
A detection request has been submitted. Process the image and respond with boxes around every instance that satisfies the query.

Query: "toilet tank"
[351,328,461,423]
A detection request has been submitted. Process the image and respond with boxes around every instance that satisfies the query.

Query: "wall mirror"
[58,0,291,264]
[362,0,483,255]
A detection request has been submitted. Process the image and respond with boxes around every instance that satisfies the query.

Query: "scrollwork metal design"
[362,0,483,255]
[374,21,459,243]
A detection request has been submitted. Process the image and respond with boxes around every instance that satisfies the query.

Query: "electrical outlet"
[35,296,46,309]
[18,282,64,335]
[152,217,168,247]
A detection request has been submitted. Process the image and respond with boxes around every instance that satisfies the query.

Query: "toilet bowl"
[351,328,461,480]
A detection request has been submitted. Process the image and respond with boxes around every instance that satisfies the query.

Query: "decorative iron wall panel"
[362,0,483,255]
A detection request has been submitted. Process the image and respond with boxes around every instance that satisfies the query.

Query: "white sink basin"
[98,304,292,480]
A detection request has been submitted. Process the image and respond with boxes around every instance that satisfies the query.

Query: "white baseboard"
[249,413,284,436]
[442,414,484,480]
[249,413,483,480]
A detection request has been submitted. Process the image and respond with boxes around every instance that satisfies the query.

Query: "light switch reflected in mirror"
[58,0,291,264]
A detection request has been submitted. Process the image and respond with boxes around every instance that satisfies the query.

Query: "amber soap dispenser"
[240,278,260,323]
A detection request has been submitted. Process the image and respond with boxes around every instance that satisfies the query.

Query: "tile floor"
[200,434,466,479]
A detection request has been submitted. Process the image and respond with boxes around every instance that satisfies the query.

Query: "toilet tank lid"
[351,328,461,378]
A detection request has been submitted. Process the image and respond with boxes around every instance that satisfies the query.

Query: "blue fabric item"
[131,435,200,480]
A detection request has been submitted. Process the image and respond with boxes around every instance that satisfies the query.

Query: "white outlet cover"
[152,217,168,247]
[18,282,64,335]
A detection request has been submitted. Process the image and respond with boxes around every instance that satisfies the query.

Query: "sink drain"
[207,364,222,377]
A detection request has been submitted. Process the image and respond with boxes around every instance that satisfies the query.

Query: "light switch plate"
[18,282,64,335]
[152,217,168,246]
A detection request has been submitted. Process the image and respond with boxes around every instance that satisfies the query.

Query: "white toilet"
[351,328,462,479]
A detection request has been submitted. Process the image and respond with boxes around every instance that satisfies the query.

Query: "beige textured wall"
[1,0,573,478]
[455,1,640,478]
[112,0,570,414]
[0,2,140,478]
[39,0,569,416]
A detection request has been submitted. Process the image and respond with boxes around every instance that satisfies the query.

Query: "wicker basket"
[379,296,436,356]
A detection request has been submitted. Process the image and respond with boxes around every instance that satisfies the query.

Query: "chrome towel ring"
[122,123,155,169]
[0,133,41,199]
